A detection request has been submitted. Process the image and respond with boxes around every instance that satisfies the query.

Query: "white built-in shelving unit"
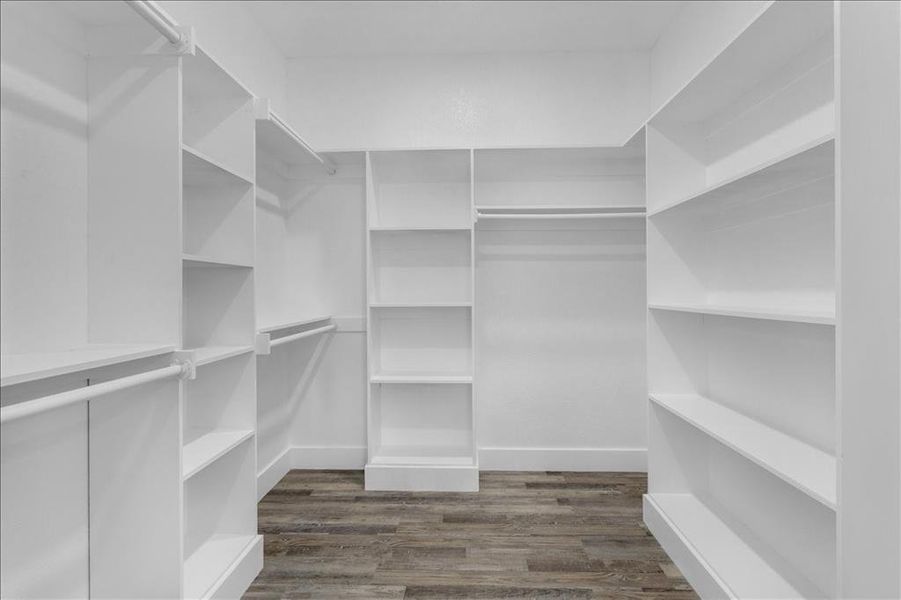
[1,3,264,597]
[644,2,838,598]
[365,150,478,491]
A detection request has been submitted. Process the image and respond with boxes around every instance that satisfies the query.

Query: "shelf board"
[1,344,176,387]
[257,315,331,335]
[183,430,254,480]
[183,534,258,600]
[183,254,253,269]
[476,205,646,214]
[370,373,472,384]
[369,302,472,309]
[648,137,835,218]
[644,493,822,599]
[187,346,256,367]
[370,445,475,466]
[650,393,836,509]
[183,144,254,187]
[369,225,472,232]
[648,302,835,326]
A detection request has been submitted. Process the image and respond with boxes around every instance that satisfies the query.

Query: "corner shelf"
[183,430,254,480]
[257,315,331,335]
[0,344,176,387]
[183,144,254,187]
[370,226,472,232]
[650,393,836,509]
[187,346,256,368]
[183,254,253,269]
[648,302,835,326]
[644,493,824,599]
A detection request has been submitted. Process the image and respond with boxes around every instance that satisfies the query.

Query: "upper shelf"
[652,1,834,127]
[1,344,176,387]
[257,315,332,335]
[255,98,335,173]
[649,137,834,218]
[476,206,645,220]
[651,393,836,509]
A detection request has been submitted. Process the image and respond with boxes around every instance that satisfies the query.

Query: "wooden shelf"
[648,302,835,326]
[187,346,256,367]
[257,315,331,335]
[0,344,176,387]
[648,137,834,218]
[183,254,253,269]
[650,393,836,509]
[644,493,824,599]
[183,534,258,600]
[370,373,472,384]
[183,430,254,480]
[183,144,253,187]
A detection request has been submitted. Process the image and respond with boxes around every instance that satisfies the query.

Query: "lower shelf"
[644,493,823,600]
[183,430,254,480]
[183,534,262,600]
[365,462,478,492]
[370,444,475,466]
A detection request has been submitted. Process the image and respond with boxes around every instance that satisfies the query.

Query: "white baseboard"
[289,445,367,469]
[478,446,647,472]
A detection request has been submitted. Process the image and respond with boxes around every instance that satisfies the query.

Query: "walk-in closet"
[1,1,899,599]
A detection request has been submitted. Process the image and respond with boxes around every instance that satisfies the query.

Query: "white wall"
[288,51,649,151]
[157,1,289,115]
[649,0,769,117]
[0,2,89,353]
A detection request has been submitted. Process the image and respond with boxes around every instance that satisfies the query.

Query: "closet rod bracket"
[172,350,197,380]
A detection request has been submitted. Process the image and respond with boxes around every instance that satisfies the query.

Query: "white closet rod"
[0,363,190,425]
[270,324,337,348]
[477,212,646,220]
[270,112,337,176]
[124,0,182,45]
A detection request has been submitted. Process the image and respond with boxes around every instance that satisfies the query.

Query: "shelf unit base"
[364,463,478,492]
[184,534,263,600]
[643,493,819,600]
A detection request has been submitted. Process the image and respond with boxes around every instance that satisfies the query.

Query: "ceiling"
[247,1,685,58]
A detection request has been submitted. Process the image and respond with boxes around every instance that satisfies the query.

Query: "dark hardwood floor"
[244,470,698,599]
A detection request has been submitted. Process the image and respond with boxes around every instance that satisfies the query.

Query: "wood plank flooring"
[244,470,698,599]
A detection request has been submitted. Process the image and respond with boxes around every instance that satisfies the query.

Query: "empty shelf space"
[650,393,836,509]
[257,315,331,334]
[0,344,176,387]
[371,373,472,384]
[183,144,254,187]
[183,430,254,480]
[644,493,822,599]
[183,534,259,600]
[648,302,835,326]
[370,445,475,466]
[188,346,256,367]
[183,254,253,269]
[255,104,324,168]
[648,137,835,218]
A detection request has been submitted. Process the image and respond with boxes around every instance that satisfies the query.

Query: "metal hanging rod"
[124,1,183,46]
[270,324,337,349]
[1,362,191,425]
[269,111,337,176]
